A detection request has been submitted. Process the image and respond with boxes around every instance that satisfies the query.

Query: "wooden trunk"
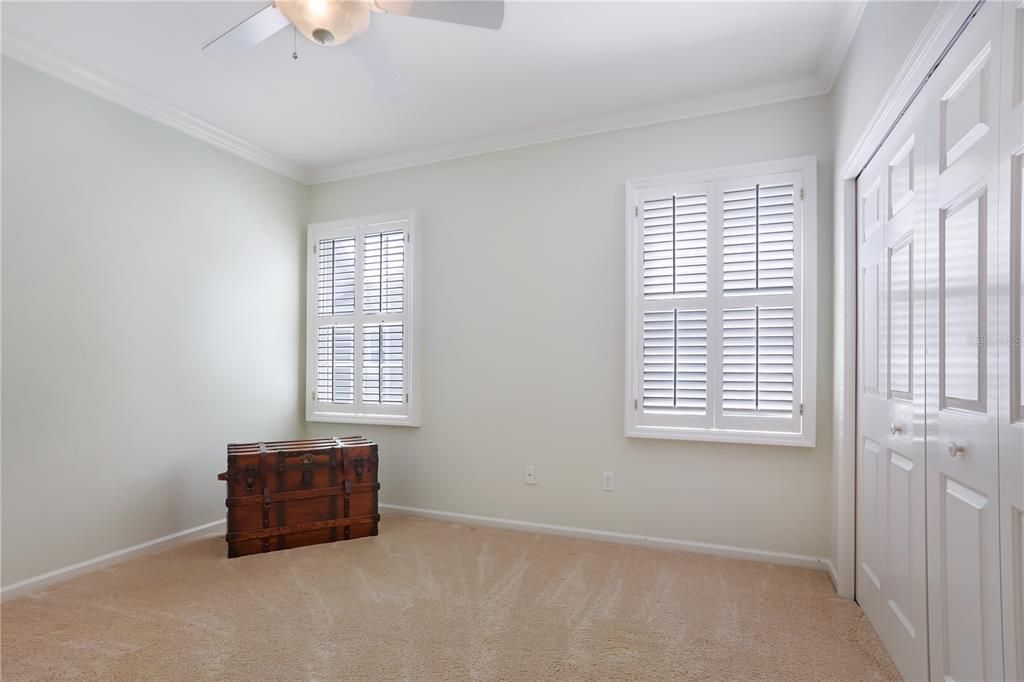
[217,436,379,558]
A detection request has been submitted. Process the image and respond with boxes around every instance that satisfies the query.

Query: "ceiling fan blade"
[348,29,409,97]
[374,0,505,30]
[202,4,290,55]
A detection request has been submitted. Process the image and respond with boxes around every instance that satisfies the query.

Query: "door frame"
[834,1,980,599]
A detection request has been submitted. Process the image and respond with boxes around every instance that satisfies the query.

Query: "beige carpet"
[1,515,898,681]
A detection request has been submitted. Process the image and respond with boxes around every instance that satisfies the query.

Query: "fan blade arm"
[202,4,290,55]
[348,28,409,97]
[373,0,505,30]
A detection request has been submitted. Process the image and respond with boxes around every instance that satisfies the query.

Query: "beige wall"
[1,59,309,586]
[2,1,948,584]
[307,95,835,559]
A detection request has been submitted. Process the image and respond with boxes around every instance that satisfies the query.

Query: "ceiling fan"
[202,0,505,96]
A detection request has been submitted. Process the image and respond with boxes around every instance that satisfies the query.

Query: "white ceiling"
[1,1,863,183]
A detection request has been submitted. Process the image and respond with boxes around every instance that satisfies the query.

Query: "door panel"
[925,4,1004,680]
[887,448,916,637]
[890,237,913,399]
[940,477,992,682]
[941,190,986,410]
[857,91,930,682]
[940,45,992,172]
[999,2,1024,679]
[865,261,881,394]
[861,435,883,591]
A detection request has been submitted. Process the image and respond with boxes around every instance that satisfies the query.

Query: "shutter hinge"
[634,205,639,218]
[800,188,805,201]
[634,399,638,410]
[311,390,316,401]
[406,393,410,404]
[406,233,410,243]
[799,402,804,415]
[313,243,317,253]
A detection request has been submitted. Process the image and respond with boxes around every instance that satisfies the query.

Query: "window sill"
[626,425,814,448]
[306,410,420,427]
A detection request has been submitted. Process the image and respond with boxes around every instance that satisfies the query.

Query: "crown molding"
[817,0,866,92]
[3,13,862,188]
[1,31,312,184]
[308,74,830,184]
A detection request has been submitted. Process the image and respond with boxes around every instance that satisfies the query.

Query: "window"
[306,211,419,425]
[625,158,816,446]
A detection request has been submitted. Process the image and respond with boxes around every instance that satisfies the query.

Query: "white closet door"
[925,2,1005,680]
[855,91,930,682]
[998,2,1024,680]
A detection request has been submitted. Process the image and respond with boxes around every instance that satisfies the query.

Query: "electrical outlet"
[602,471,614,491]
[524,466,536,485]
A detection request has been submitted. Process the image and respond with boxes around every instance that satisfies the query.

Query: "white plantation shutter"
[307,211,418,425]
[628,161,812,445]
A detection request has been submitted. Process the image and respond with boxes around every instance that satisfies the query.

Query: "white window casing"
[306,210,420,426]
[625,157,817,447]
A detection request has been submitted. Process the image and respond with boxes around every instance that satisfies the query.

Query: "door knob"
[947,442,966,458]
[890,423,903,435]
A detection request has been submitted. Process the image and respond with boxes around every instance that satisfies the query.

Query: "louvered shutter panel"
[722,308,757,411]
[722,183,795,295]
[642,193,708,298]
[316,325,355,404]
[362,322,405,404]
[361,225,406,406]
[722,306,794,415]
[642,311,675,408]
[639,186,710,419]
[756,306,795,413]
[315,235,357,405]
[363,230,405,313]
[642,310,708,413]
[318,236,356,315]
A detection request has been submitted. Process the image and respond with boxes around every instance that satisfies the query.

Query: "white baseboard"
[821,557,840,592]
[2,509,838,601]
[381,504,828,572]
[1,519,226,602]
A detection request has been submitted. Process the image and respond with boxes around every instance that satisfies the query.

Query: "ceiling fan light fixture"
[312,28,335,45]
[276,0,371,47]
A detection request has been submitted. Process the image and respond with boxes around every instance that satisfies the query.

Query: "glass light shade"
[277,0,371,46]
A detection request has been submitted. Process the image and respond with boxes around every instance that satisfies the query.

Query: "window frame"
[625,157,817,447]
[305,210,420,427]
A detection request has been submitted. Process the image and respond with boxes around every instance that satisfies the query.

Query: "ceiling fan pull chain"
[292,26,298,61]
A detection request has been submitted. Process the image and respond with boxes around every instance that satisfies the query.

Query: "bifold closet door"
[997,2,1023,679]
[924,2,1005,680]
[855,87,930,682]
